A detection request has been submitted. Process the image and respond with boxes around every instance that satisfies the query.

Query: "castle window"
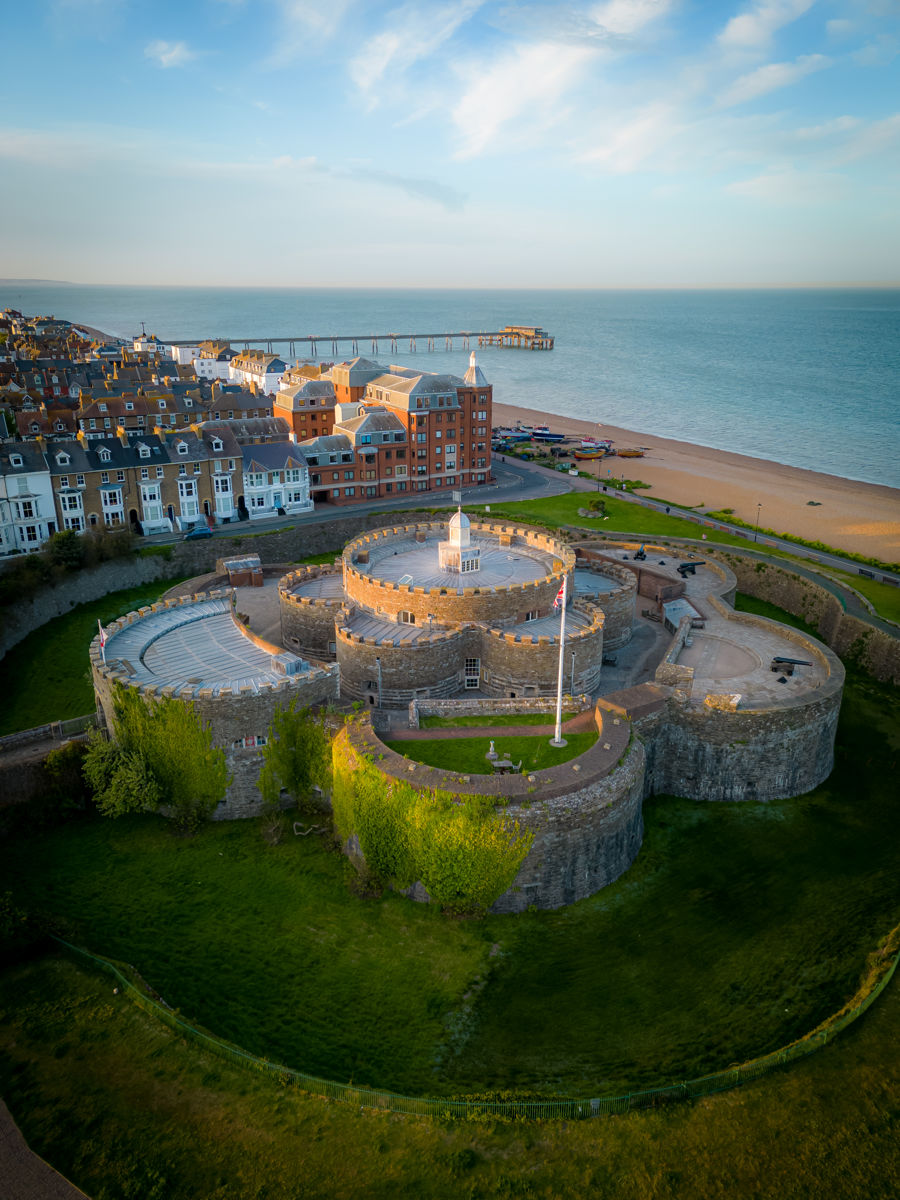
[398,611,416,624]
[464,658,480,688]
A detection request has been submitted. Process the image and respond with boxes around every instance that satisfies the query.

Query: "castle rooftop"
[360,533,558,592]
[101,595,306,697]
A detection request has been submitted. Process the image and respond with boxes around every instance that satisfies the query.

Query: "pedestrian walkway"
[0,1100,90,1200]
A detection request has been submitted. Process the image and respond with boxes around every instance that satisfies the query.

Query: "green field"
[0,578,187,735]
[468,492,752,547]
[1,664,897,1100]
[386,730,597,773]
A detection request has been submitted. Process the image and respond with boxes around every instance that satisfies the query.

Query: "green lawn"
[386,731,598,773]
[0,579,187,735]
[420,711,579,729]
[1,666,897,1101]
[468,492,752,547]
[817,567,900,625]
[1,948,898,1199]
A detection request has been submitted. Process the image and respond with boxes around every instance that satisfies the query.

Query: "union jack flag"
[553,582,565,609]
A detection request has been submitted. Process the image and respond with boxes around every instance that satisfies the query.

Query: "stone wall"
[638,685,842,803]
[335,708,643,912]
[480,603,604,698]
[711,552,900,685]
[408,695,590,729]
[572,552,636,648]
[279,564,344,659]
[0,556,170,658]
[335,622,481,707]
[343,521,575,628]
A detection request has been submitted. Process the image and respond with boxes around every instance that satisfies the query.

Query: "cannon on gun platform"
[677,560,706,577]
[769,656,814,677]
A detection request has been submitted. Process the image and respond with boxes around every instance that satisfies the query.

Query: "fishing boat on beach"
[573,448,608,460]
[531,425,565,442]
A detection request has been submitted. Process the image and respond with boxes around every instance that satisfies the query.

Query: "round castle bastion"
[90,589,340,819]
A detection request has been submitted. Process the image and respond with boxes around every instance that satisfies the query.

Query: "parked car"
[183,525,212,540]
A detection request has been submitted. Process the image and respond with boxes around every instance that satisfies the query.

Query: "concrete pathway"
[0,1100,90,1200]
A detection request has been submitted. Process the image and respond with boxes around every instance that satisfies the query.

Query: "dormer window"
[30,423,39,433]
[176,441,188,456]
[211,438,223,452]
[158,399,166,409]
[99,403,107,413]
[10,454,22,467]
[138,444,150,459]
[98,447,111,462]
[56,452,70,466]
[125,400,134,411]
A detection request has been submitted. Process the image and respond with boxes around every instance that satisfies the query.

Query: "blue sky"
[1,0,898,286]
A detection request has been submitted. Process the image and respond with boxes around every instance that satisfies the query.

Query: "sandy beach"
[493,402,900,564]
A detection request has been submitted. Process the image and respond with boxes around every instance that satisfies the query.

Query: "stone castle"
[90,515,844,912]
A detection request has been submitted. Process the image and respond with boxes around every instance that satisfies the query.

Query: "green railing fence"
[52,927,899,1121]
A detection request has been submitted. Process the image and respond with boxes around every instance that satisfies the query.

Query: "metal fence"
[0,714,98,754]
[53,929,898,1121]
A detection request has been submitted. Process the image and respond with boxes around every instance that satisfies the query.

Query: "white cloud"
[451,41,597,157]
[725,168,847,202]
[830,113,900,164]
[579,103,677,172]
[352,1,484,98]
[718,53,830,106]
[793,115,859,139]
[269,0,354,61]
[852,34,899,66]
[718,1,815,50]
[144,40,197,69]
[825,18,854,39]
[588,0,673,36]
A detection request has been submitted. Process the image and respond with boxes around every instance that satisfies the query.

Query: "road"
[142,453,898,630]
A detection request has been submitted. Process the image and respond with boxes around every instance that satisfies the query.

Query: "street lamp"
[754,503,762,543]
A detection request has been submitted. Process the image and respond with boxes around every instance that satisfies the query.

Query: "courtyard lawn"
[1,664,897,1099]
[385,731,598,773]
[0,578,188,736]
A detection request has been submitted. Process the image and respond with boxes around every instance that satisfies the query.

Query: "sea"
[2,283,898,490]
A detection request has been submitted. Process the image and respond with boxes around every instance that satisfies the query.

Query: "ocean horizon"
[3,283,898,491]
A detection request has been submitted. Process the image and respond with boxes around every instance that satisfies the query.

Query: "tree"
[257,700,331,813]
[83,683,229,832]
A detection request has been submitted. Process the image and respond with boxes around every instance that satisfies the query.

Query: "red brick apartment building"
[301,354,491,505]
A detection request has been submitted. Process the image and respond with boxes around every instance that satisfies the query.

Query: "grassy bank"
[1,952,898,1199]
[0,578,188,735]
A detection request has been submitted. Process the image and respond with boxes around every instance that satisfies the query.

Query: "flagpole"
[98,619,106,666]
[550,574,568,747]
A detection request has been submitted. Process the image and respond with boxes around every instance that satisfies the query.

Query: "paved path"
[0,1100,90,1200]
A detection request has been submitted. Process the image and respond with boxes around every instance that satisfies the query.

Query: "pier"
[168,324,553,357]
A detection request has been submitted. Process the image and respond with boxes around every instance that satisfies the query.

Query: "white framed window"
[398,610,416,624]
[464,658,480,687]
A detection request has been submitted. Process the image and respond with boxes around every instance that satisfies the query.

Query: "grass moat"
[1,664,897,1102]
